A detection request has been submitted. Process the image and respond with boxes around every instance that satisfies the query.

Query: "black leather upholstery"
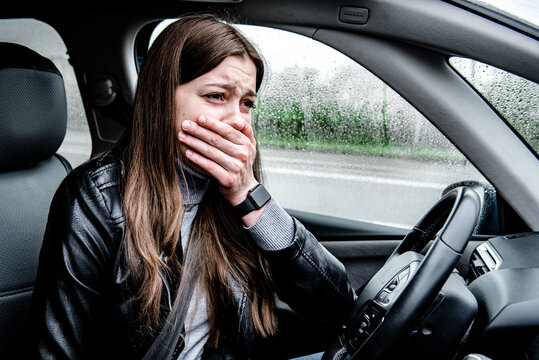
[0,42,71,358]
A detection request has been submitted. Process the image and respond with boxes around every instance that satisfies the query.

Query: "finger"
[196,116,250,145]
[181,120,236,153]
[178,130,241,171]
[241,121,256,145]
[184,149,238,188]
[181,120,254,161]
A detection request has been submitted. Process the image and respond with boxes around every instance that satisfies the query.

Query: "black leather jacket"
[31,156,356,359]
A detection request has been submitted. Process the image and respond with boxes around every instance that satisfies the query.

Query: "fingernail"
[199,116,206,124]
[182,121,190,129]
[178,132,185,140]
[185,149,193,157]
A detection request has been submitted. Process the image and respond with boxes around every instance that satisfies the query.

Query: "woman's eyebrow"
[204,83,256,97]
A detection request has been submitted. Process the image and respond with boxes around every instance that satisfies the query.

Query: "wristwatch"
[234,184,271,217]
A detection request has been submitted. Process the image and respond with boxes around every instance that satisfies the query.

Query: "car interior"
[1,0,538,359]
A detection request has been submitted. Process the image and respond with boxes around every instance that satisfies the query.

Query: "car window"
[0,19,92,168]
[150,22,491,231]
[450,0,539,34]
[449,57,539,155]
[236,26,493,229]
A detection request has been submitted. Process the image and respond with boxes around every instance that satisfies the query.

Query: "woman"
[31,15,356,359]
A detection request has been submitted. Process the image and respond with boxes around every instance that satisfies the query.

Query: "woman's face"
[175,55,257,151]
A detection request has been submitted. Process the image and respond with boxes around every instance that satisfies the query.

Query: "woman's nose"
[223,106,245,131]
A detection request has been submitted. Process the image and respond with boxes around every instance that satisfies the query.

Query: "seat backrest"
[0,42,71,358]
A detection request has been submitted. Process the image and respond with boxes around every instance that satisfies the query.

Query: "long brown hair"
[121,15,276,344]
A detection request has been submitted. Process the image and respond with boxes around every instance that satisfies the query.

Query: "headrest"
[0,42,67,170]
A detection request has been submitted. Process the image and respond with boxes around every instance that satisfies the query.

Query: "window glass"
[0,19,92,168]
[452,0,539,30]
[450,57,539,154]
[239,26,488,229]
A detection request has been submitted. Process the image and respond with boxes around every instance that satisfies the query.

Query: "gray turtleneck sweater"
[178,165,295,360]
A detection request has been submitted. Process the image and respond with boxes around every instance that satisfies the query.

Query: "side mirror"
[442,181,499,235]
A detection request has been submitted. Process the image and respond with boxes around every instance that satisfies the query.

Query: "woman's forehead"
[195,56,257,94]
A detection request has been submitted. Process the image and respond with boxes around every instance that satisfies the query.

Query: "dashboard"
[467,232,539,358]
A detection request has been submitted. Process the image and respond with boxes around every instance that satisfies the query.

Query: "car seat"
[0,42,72,358]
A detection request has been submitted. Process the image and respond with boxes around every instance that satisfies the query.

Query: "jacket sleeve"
[31,166,120,359]
[261,216,357,325]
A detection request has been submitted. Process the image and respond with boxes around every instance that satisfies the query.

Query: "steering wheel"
[325,186,481,360]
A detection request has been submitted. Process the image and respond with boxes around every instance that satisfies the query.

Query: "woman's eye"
[205,93,224,101]
[242,100,256,110]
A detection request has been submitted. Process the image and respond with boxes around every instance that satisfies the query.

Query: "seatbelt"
[142,242,197,360]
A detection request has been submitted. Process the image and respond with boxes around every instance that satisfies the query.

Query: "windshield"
[450,57,539,156]
[452,0,539,35]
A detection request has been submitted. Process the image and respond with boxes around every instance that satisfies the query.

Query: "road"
[259,147,486,228]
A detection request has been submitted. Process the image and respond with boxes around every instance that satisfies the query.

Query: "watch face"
[250,184,271,207]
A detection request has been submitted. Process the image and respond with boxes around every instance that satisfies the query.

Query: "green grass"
[258,136,466,162]
[254,102,469,162]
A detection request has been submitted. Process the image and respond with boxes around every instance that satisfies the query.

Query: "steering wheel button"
[375,291,389,303]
